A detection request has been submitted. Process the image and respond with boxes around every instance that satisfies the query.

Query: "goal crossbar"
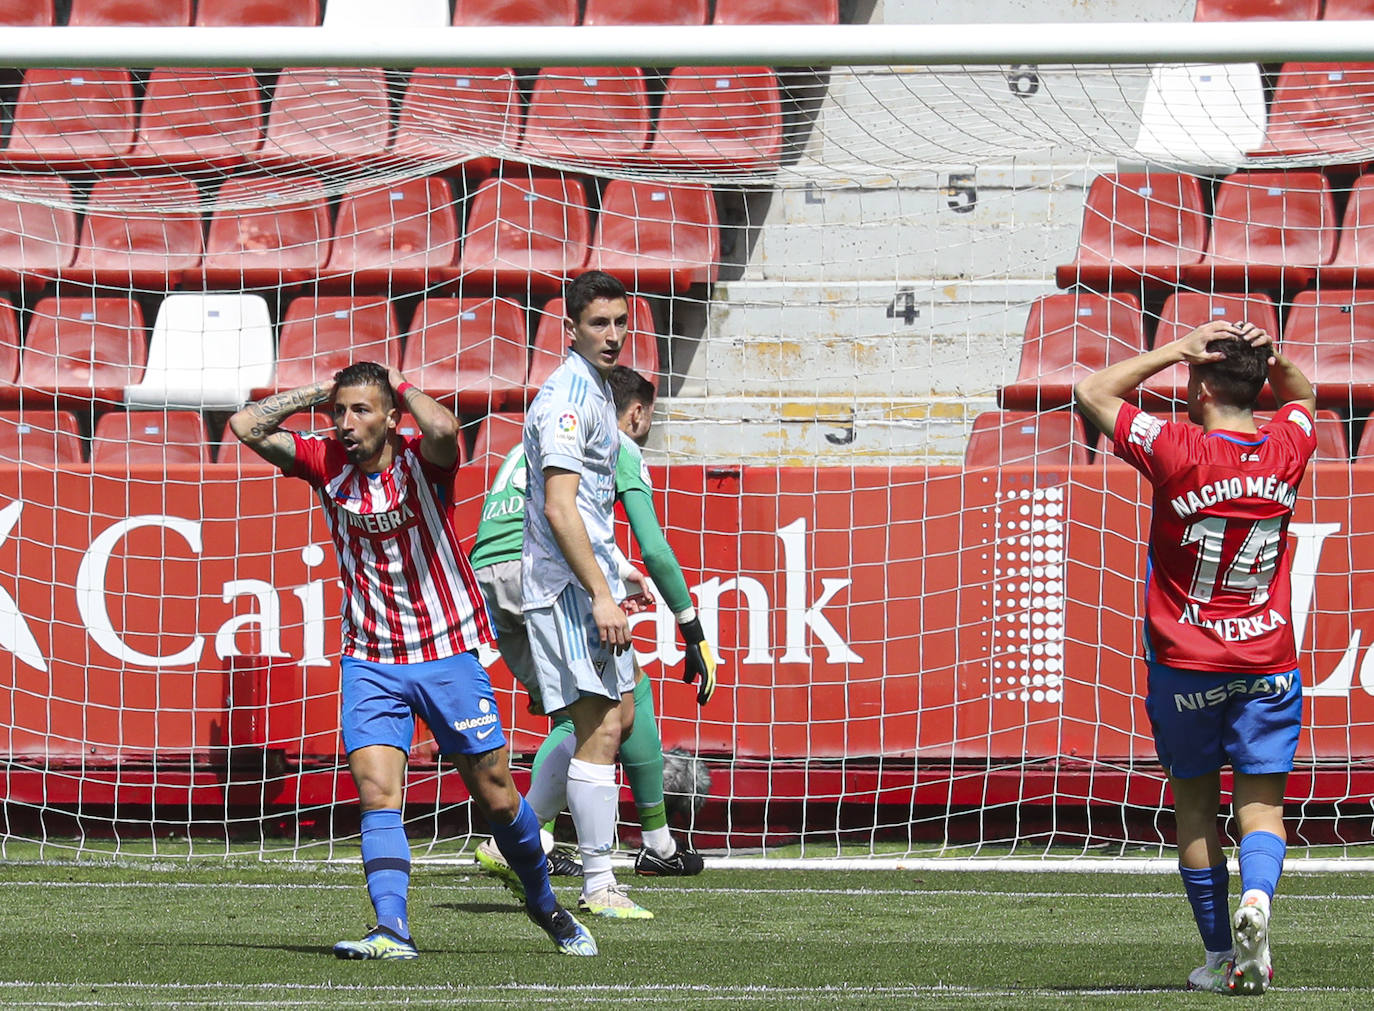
[0,21,1371,69]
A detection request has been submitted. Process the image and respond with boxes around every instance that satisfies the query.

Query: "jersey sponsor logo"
[337,502,417,536]
[480,496,524,521]
[1169,475,1298,519]
[1127,412,1163,455]
[1177,601,1289,643]
[1173,671,1295,711]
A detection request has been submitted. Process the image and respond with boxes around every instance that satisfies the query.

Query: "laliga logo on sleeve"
[554,411,578,446]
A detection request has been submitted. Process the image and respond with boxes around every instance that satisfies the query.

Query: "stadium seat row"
[1001,288,1374,411]
[965,407,1357,468]
[0,0,838,27]
[1193,0,1372,20]
[0,173,720,295]
[0,66,784,174]
[0,292,661,413]
[0,406,526,468]
[1057,171,1374,292]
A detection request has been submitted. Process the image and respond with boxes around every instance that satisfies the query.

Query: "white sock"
[1240,888,1271,918]
[525,735,575,824]
[567,757,619,897]
[641,825,675,858]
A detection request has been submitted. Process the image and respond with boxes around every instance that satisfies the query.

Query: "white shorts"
[474,560,537,695]
[526,581,635,714]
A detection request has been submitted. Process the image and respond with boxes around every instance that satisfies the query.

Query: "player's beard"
[341,431,386,467]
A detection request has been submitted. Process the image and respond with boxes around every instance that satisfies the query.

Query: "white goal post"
[0,16,1372,868]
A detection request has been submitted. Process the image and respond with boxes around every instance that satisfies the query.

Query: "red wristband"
[395,381,415,399]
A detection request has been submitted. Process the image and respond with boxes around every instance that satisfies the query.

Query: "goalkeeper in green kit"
[470,365,717,886]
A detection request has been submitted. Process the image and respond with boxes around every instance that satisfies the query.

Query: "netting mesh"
[1,47,1373,861]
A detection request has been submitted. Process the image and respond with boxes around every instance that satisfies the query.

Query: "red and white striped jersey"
[289,432,494,663]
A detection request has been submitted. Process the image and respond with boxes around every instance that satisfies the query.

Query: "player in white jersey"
[229,361,595,960]
[521,270,649,918]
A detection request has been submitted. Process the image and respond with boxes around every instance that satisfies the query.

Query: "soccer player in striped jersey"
[229,361,596,960]
[470,364,716,893]
[1075,320,1316,995]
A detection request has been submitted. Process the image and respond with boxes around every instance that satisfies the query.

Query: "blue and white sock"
[360,808,411,940]
[489,796,557,916]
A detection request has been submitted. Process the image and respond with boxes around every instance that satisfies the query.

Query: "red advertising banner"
[0,463,1369,775]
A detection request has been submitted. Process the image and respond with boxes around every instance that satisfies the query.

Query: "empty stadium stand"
[195,0,320,25]
[458,173,592,294]
[1321,173,1374,286]
[3,69,136,168]
[0,410,83,465]
[19,297,147,404]
[270,297,400,394]
[125,294,274,410]
[999,292,1146,410]
[255,68,391,169]
[590,180,720,294]
[67,0,191,25]
[1278,289,1374,409]
[1055,172,1208,289]
[963,410,1092,468]
[469,411,525,461]
[193,174,331,289]
[323,177,460,290]
[0,175,76,288]
[68,175,204,289]
[1253,63,1374,159]
[128,68,265,169]
[1193,0,1320,18]
[393,68,521,176]
[91,410,211,466]
[713,0,839,23]
[401,297,529,413]
[520,68,652,164]
[647,67,784,172]
[451,0,576,24]
[582,0,708,24]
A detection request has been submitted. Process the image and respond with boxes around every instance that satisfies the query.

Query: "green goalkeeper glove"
[678,616,718,706]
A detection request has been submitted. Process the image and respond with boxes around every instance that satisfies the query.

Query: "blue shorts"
[1145,662,1302,779]
[340,652,507,757]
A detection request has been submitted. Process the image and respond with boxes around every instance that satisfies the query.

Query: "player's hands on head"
[678,617,718,706]
[1176,318,1236,365]
[1231,320,1279,366]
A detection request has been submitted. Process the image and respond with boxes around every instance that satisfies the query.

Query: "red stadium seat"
[394,68,521,176]
[998,292,1145,410]
[91,410,210,466]
[128,68,264,169]
[1252,63,1374,159]
[963,410,1091,469]
[3,69,136,169]
[713,0,838,23]
[0,300,20,404]
[589,180,719,293]
[458,174,591,294]
[68,175,204,289]
[452,0,576,23]
[255,68,391,168]
[401,297,529,413]
[1054,173,1208,290]
[1144,291,1281,403]
[520,68,651,164]
[0,175,77,289]
[1181,171,1336,291]
[269,297,400,395]
[68,0,191,24]
[1320,173,1374,286]
[19,297,147,404]
[529,296,659,391]
[0,411,84,465]
[470,411,525,462]
[193,174,331,288]
[1194,0,1320,18]
[196,0,320,25]
[1278,289,1374,410]
[647,67,783,172]
[583,0,707,24]
[1356,419,1374,459]
[322,177,459,291]
[0,0,53,24]
[1324,0,1374,15]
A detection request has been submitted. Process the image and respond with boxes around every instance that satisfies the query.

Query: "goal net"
[2,20,1372,864]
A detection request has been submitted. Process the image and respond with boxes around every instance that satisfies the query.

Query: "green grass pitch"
[5,860,1374,1009]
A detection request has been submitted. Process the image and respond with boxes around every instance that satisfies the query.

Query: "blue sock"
[360,808,411,940]
[489,797,557,916]
[1180,862,1232,953]
[1239,830,1286,901]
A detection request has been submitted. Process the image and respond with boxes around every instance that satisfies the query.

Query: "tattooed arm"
[228,380,334,471]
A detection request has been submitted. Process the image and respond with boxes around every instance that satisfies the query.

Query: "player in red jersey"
[1076,319,1316,995]
[230,361,596,960]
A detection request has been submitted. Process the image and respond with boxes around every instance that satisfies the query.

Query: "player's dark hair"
[332,361,396,409]
[1195,337,1269,409]
[565,270,627,326]
[609,365,655,416]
